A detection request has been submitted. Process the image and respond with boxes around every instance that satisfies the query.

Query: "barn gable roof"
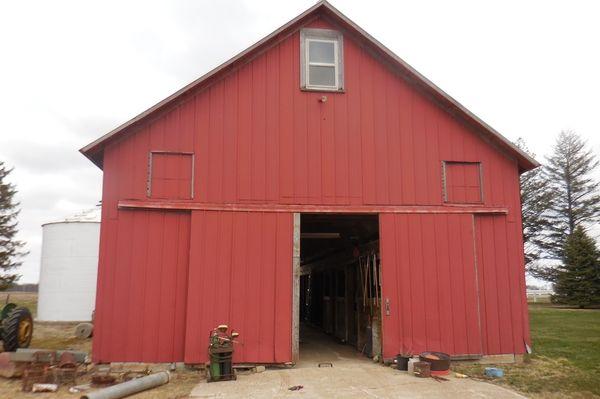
[80,0,538,172]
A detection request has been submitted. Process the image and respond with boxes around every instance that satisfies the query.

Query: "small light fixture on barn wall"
[319,95,328,103]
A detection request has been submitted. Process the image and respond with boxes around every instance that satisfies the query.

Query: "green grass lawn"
[455,304,600,398]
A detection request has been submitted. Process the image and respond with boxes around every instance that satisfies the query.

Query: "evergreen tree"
[532,131,600,281]
[516,138,553,267]
[553,226,600,308]
[0,162,25,290]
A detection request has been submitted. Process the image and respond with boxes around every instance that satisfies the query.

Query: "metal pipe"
[81,371,170,399]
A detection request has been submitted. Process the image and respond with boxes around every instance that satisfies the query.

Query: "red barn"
[81,1,538,365]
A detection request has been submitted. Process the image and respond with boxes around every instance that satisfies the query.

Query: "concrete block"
[0,352,24,378]
[15,348,87,363]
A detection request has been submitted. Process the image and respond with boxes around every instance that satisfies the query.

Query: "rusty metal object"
[91,373,117,386]
[58,351,77,369]
[55,352,79,385]
[22,351,57,392]
[419,351,451,376]
[55,367,79,385]
[413,361,431,378]
[122,369,150,381]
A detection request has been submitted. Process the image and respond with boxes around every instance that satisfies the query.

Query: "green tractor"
[0,303,33,352]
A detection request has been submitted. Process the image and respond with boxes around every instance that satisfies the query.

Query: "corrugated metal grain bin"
[37,208,100,322]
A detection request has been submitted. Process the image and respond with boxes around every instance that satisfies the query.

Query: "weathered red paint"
[380,214,483,357]
[88,4,532,363]
[118,199,509,215]
[94,210,190,363]
[184,211,293,364]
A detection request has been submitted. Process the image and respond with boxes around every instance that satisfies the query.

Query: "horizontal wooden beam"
[118,200,508,215]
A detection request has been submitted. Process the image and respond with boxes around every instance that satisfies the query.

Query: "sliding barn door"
[184,210,294,364]
[379,213,482,359]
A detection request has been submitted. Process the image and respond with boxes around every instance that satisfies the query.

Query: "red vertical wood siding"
[380,213,483,358]
[444,162,482,204]
[99,17,522,215]
[150,153,193,200]
[93,210,190,363]
[184,211,293,364]
[475,215,530,354]
[93,14,530,363]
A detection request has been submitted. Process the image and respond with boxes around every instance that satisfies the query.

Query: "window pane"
[309,65,336,87]
[309,41,335,63]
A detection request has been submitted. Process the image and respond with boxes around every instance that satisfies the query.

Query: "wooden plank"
[344,40,363,203]
[359,51,376,204]
[207,83,224,202]
[183,211,204,363]
[259,214,277,361]
[173,213,190,359]
[222,76,238,202]
[251,55,267,200]
[306,91,322,203]
[118,199,508,215]
[291,213,300,363]
[194,93,209,203]
[447,214,468,354]
[278,38,294,201]
[265,46,280,202]
[421,214,440,350]
[373,62,389,204]
[275,213,294,362]
[435,214,455,353]
[321,92,336,203]
[333,89,349,204]
[236,63,252,200]
[386,75,402,204]
[125,211,148,360]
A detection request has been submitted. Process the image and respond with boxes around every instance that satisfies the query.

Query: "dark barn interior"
[299,214,382,360]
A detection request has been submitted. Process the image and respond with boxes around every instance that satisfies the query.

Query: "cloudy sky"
[1,0,599,283]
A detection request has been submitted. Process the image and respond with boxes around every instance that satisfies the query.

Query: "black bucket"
[396,354,410,371]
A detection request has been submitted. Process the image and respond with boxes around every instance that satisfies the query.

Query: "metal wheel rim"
[18,318,32,346]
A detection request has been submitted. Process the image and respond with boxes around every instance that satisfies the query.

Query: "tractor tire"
[2,307,33,352]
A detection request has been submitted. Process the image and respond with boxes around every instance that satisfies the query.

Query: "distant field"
[0,291,38,317]
[455,304,600,398]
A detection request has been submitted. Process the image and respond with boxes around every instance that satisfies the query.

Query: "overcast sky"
[1,0,599,283]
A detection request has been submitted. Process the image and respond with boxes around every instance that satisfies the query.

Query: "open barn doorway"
[297,214,382,364]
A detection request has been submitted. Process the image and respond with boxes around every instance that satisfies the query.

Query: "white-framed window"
[300,28,344,91]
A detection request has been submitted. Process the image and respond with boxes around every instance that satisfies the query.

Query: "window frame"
[146,150,195,199]
[442,161,484,204]
[300,28,344,91]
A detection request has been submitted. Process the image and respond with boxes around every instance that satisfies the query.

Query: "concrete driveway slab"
[189,364,526,399]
